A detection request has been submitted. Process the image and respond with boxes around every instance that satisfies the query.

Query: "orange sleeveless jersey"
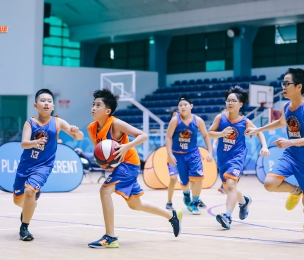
[87,116,140,165]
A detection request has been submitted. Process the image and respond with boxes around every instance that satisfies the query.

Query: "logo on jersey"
[223,127,238,145]
[287,115,302,138]
[32,130,49,151]
[179,129,192,143]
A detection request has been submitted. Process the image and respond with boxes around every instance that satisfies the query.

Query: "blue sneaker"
[239,196,252,220]
[169,209,182,237]
[183,193,191,206]
[19,226,34,241]
[197,199,207,209]
[166,202,174,210]
[216,213,231,229]
[187,201,201,215]
[88,234,119,249]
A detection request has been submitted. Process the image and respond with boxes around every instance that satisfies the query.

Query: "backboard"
[249,84,274,108]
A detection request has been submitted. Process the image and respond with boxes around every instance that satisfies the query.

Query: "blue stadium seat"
[249,75,258,81]
[211,78,218,83]
[258,75,266,81]
[203,78,210,84]
[195,79,203,85]
[240,83,248,89]
[204,107,212,113]
[207,99,215,105]
[212,107,221,113]
[226,77,233,82]
[234,76,241,82]
[173,80,181,86]
[277,74,285,80]
[181,80,188,85]
[269,81,278,87]
[192,100,200,105]
[215,98,225,105]
[188,79,195,85]
[201,115,208,121]
[199,99,207,105]
[219,77,225,83]
[203,92,211,98]
[195,107,204,113]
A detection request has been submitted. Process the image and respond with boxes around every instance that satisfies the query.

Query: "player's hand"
[113,143,129,161]
[259,147,270,157]
[168,153,177,166]
[35,137,47,148]
[206,153,213,162]
[245,127,260,136]
[66,125,80,133]
[221,126,234,137]
[272,138,292,148]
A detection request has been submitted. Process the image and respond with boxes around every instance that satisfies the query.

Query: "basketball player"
[166,109,207,210]
[13,89,84,241]
[209,86,269,229]
[166,95,213,215]
[245,68,304,212]
[87,89,182,249]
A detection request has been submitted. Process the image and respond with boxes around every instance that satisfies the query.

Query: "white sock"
[225,209,232,217]
[292,186,302,195]
[239,196,246,205]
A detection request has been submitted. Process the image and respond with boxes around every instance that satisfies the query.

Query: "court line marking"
[0,215,303,247]
[207,204,303,233]
[0,225,81,231]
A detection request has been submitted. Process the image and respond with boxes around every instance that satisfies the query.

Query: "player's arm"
[21,122,47,149]
[58,118,84,140]
[245,105,286,136]
[112,119,148,159]
[208,114,233,139]
[197,117,212,161]
[166,116,178,165]
[246,119,270,157]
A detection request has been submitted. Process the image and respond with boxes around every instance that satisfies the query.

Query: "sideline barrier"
[0,142,83,193]
[256,146,298,185]
[143,146,217,189]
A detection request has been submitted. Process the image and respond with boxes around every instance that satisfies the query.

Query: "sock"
[20,222,29,230]
[183,189,190,196]
[239,196,246,205]
[225,209,232,217]
[292,186,302,195]
[192,196,199,202]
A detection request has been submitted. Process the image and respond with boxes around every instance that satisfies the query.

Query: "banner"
[0,142,83,193]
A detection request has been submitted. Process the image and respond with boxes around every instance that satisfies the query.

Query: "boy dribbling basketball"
[87,89,182,249]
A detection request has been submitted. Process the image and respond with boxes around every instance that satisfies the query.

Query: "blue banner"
[0,142,83,193]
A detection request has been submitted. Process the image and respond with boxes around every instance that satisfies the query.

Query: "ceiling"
[46,0,267,27]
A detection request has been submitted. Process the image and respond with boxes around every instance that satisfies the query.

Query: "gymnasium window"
[206,60,225,72]
[43,16,81,67]
[275,24,297,44]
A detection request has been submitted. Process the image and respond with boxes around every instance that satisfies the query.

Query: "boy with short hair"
[245,68,304,213]
[14,89,84,241]
[87,89,182,249]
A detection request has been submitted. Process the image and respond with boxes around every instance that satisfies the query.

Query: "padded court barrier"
[0,142,83,193]
[256,146,298,185]
[143,146,217,189]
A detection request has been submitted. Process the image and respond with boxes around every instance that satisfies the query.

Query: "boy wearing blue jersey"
[209,86,269,229]
[245,68,304,213]
[166,95,213,215]
[13,89,84,241]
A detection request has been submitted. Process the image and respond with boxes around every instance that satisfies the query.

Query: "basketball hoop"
[259,102,265,108]
[58,100,70,108]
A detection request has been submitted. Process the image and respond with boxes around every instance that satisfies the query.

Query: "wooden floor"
[0,173,303,260]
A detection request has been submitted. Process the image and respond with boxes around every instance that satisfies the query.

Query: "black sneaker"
[166,202,174,210]
[216,213,232,229]
[169,209,183,237]
[197,199,207,209]
[19,227,34,241]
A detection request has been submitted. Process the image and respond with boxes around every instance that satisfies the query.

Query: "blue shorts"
[173,148,204,186]
[268,155,304,190]
[219,162,243,184]
[103,162,143,200]
[13,169,52,200]
[167,164,178,177]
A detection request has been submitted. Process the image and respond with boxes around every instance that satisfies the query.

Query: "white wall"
[42,66,158,128]
[0,0,43,96]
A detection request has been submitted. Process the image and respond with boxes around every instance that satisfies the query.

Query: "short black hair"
[93,89,119,115]
[286,68,304,95]
[35,89,54,102]
[169,107,178,117]
[178,94,192,104]
[225,85,249,104]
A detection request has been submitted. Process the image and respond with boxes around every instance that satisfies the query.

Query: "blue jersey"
[172,114,198,153]
[283,102,304,163]
[217,113,248,167]
[16,117,58,176]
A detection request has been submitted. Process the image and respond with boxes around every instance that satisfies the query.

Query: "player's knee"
[225,181,236,193]
[13,197,23,206]
[127,200,141,211]
[24,188,35,198]
[170,175,178,183]
[264,178,277,192]
[100,185,113,197]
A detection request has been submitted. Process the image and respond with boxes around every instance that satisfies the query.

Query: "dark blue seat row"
[172,75,266,86]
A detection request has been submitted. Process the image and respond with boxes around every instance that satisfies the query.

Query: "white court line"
[0,225,81,232]
[0,213,302,224]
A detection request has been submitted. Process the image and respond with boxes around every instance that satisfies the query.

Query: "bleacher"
[114,74,285,130]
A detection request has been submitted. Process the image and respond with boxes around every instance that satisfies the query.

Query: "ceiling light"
[227,27,240,38]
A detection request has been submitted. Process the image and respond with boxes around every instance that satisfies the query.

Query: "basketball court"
[0,173,303,260]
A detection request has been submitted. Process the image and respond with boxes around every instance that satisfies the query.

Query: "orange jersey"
[87,116,140,166]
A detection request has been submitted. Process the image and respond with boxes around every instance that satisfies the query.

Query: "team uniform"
[268,102,304,190]
[171,113,204,187]
[216,113,248,184]
[167,163,178,177]
[87,116,143,200]
[13,117,58,200]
